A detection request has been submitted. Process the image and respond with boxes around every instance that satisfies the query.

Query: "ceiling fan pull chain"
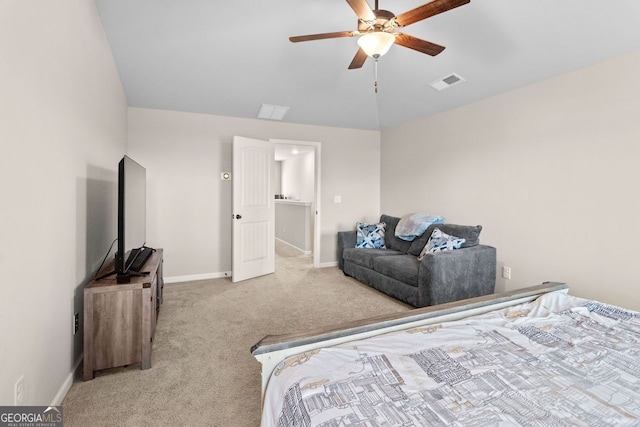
[374,59,379,93]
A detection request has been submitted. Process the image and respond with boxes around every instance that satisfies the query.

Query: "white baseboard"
[164,259,336,283]
[275,238,311,255]
[52,355,82,406]
[164,271,232,283]
[319,261,338,268]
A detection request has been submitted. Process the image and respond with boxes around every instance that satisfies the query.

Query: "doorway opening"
[272,139,321,268]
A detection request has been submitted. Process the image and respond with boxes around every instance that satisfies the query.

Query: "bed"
[251,282,640,426]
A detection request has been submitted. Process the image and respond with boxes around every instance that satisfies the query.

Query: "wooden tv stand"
[83,249,164,380]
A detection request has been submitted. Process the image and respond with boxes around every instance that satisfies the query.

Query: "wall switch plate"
[15,375,24,405]
[502,266,511,280]
[334,195,342,203]
[73,312,79,335]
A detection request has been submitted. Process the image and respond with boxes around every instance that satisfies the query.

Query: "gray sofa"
[338,214,497,308]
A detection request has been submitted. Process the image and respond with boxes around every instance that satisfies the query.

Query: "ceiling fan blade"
[346,0,376,22]
[395,0,470,27]
[348,48,368,69]
[289,31,357,43]
[394,33,445,56]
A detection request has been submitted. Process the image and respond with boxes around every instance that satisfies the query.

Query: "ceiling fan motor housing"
[358,9,397,32]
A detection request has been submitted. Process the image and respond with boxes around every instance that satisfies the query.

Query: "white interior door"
[232,136,275,282]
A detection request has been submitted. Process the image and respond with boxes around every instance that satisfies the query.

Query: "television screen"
[116,155,146,275]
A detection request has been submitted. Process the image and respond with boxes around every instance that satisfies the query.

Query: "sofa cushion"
[373,255,420,287]
[417,228,466,260]
[343,248,405,269]
[356,221,386,249]
[380,214,412,253]
[409,224,483,256]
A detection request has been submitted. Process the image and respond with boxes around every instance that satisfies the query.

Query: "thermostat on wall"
[221,172,231,180]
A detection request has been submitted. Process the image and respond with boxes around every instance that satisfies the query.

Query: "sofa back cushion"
[408,224,483,256]
[380,214,412,253]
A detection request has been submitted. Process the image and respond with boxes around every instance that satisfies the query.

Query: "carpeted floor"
[62,243,411,426]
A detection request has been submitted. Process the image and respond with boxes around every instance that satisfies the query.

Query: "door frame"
[271,139,321,268]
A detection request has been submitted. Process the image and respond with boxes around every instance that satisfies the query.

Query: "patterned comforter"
[261,291,640,426]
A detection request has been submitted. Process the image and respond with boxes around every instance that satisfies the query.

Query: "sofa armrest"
[418,245,497,307]
[337,231,357,270]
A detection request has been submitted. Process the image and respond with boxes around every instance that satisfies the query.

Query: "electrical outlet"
[15,375,24,405]
[502,266,511,280]
[73,312,79,335]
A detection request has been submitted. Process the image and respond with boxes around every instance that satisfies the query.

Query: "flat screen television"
[115,155,147,279]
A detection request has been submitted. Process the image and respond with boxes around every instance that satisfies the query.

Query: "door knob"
[235,214,242,219]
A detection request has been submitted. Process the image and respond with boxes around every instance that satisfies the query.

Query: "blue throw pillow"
[418,228,465,260]
[356,222,386,249]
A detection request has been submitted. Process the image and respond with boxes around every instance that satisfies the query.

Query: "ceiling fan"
[289,0,470,69]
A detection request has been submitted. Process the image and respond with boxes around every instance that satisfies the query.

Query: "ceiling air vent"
[257,104,289,121]
[429,73,465,91]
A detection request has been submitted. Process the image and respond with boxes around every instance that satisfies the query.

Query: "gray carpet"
[63,243,411,426]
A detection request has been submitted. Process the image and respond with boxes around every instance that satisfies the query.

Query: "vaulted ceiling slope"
[96,0,640,130]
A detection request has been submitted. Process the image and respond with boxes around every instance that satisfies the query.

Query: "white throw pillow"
[418,228,466,260]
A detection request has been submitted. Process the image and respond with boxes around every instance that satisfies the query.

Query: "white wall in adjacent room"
[281,151,315,203]
[127,107,380,278]
[381,50,640,311]
[0,1,127,405]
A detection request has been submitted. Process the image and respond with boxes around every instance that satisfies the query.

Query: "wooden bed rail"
[251,282,569,399]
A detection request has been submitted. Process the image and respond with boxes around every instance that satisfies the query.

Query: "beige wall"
[127,108,380,278]
[0,1,127,405]
[381,50,640,311]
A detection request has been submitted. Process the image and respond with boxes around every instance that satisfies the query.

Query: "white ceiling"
[95,0,640,131]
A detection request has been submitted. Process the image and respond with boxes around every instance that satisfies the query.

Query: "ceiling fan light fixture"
[357,31,395,58]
